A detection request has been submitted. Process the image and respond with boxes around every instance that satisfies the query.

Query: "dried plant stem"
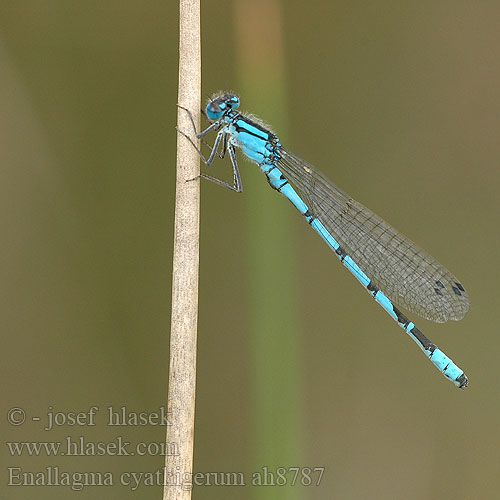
[164,1,201,499]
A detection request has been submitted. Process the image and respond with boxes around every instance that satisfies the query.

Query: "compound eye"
[228,94,240,110]
[205,101,225,121]
[205,94,241,121]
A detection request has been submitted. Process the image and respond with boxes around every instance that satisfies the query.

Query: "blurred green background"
[2,1,500,499]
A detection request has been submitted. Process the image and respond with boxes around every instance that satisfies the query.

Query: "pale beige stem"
[164,1,201,499]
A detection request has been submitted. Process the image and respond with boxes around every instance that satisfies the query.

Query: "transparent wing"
[278,148,470,323]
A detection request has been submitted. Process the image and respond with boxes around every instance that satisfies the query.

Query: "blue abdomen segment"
[406,324,467,387]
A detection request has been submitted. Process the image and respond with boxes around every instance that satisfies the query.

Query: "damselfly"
[178,93,470,388]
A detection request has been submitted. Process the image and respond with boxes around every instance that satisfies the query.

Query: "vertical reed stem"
[164,1,201,499]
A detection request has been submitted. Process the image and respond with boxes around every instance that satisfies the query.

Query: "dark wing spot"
[455,282,465,292]
[435,280,445,288]
[434,288,444,296]
[452,286,462,296]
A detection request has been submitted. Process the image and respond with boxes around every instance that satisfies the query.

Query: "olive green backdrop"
[1,1,499,499]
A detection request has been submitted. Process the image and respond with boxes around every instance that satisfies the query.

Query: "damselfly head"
[206,93,241,121]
